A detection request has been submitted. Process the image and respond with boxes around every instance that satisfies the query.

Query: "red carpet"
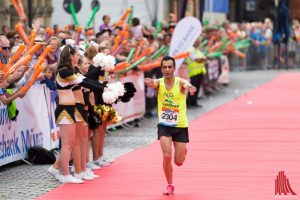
[38,73,300,200]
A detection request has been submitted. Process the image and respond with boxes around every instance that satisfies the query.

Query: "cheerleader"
[48,44,107,184]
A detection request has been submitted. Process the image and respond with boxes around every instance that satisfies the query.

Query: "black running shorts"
[157,124,189,143]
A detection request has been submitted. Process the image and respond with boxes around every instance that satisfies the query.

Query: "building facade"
[228,0,300,22]
[0,0,53,30]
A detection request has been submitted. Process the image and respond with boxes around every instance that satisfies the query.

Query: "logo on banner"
[275,171,297,196]
[169,16,202,75]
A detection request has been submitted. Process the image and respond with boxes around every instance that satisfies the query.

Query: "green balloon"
[203,19,209,27]
[126,48,136,63]
[85,5,100,29]
[126,56,147,71]
[69,3,79,26]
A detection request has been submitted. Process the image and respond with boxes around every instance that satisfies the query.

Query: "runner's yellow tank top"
[157,77,188,127]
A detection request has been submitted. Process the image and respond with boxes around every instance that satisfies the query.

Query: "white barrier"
[0,72,146,166]
[0,85,51,166]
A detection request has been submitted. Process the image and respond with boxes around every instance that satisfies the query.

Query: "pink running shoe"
[163,184,175,195]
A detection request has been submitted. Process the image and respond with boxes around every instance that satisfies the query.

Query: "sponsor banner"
[208,59,219,81]
[0,85,51,166]
[44,89,60,149]
[169,16,202,75]
[110,71,146,127]
[218,56,230,84]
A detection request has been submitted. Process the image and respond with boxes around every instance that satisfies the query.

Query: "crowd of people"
[1,8,300,184]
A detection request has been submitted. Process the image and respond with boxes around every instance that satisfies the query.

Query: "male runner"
[144,56,197,195]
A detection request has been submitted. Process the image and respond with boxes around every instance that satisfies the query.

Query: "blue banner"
[205,0,229,13]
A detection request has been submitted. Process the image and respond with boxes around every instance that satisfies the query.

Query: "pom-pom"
[102,87,119,104]
[93,53,116,71]
[107,81,125,97]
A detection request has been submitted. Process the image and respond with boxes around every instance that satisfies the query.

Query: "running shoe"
[163,184,175,195]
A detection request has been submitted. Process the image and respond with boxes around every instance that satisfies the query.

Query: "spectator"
[0,36,11,64]
[40,66,56,90]
[99,15,112,32]
[1,25,9,35]
[46,37,60,72]
[130,17,150,40]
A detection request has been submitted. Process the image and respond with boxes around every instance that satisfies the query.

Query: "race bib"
[159,107,178,127]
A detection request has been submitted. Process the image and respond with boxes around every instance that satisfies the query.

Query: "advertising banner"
[0,85,51,166]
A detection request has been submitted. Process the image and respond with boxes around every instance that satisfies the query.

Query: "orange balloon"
[136,47,151,60]
[28,30,37,50]
[112,36,121,53]
[134,40,145,60]
[15,23,29,45]
[8,44,25,66]
[138,61,160,71]
[28,43,42,55]
[174,52,190,59]
[114,62,130,72]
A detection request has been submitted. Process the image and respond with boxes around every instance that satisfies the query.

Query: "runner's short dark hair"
[161,56,176,68]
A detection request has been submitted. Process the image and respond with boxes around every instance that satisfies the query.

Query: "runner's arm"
[180,78,197,96]
[144,78,159,90]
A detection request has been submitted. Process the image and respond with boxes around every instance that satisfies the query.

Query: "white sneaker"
[74,172,84,180]
[86,162,101,170]
[85,170,100,178]
[82,171,95,180]
[101,156,113,163]
[48,165,60,180]
[94,159,109,167]
[59,175,84,184]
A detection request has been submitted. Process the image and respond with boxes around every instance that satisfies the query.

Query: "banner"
[44,90,60,149]
[218,56,230,84]
[0,85,51,166]
[208,59,219,81]
[205,0,229,13]
[110,71,145,127]
[169,16,202,75]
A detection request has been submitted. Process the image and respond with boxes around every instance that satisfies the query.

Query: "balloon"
[153,21,162,37]
[85,5,100,29]
[21,46,51,93]
[75,26,83,45]
[136,47,151,60]
[11,0,27,22]
[174,52,189,59]
[113,40,128,56]
[114,62,130,72]
[15,23,29,45]
[7,44,25,66]
[115,8,131,27]
[203,19,210,27]
[138,61,160,71]
[150,46,168,60]
[207,51,222,59]
[125,56,147,71]
[126,48,136,63]
[127,6,134,25]
[138,52,189,72]
[69,3,79,26]
[112,36,122,53]
[17,0,27,21]
[134,40,144,60]
[208,41,223,53]
[28,30,37,50]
